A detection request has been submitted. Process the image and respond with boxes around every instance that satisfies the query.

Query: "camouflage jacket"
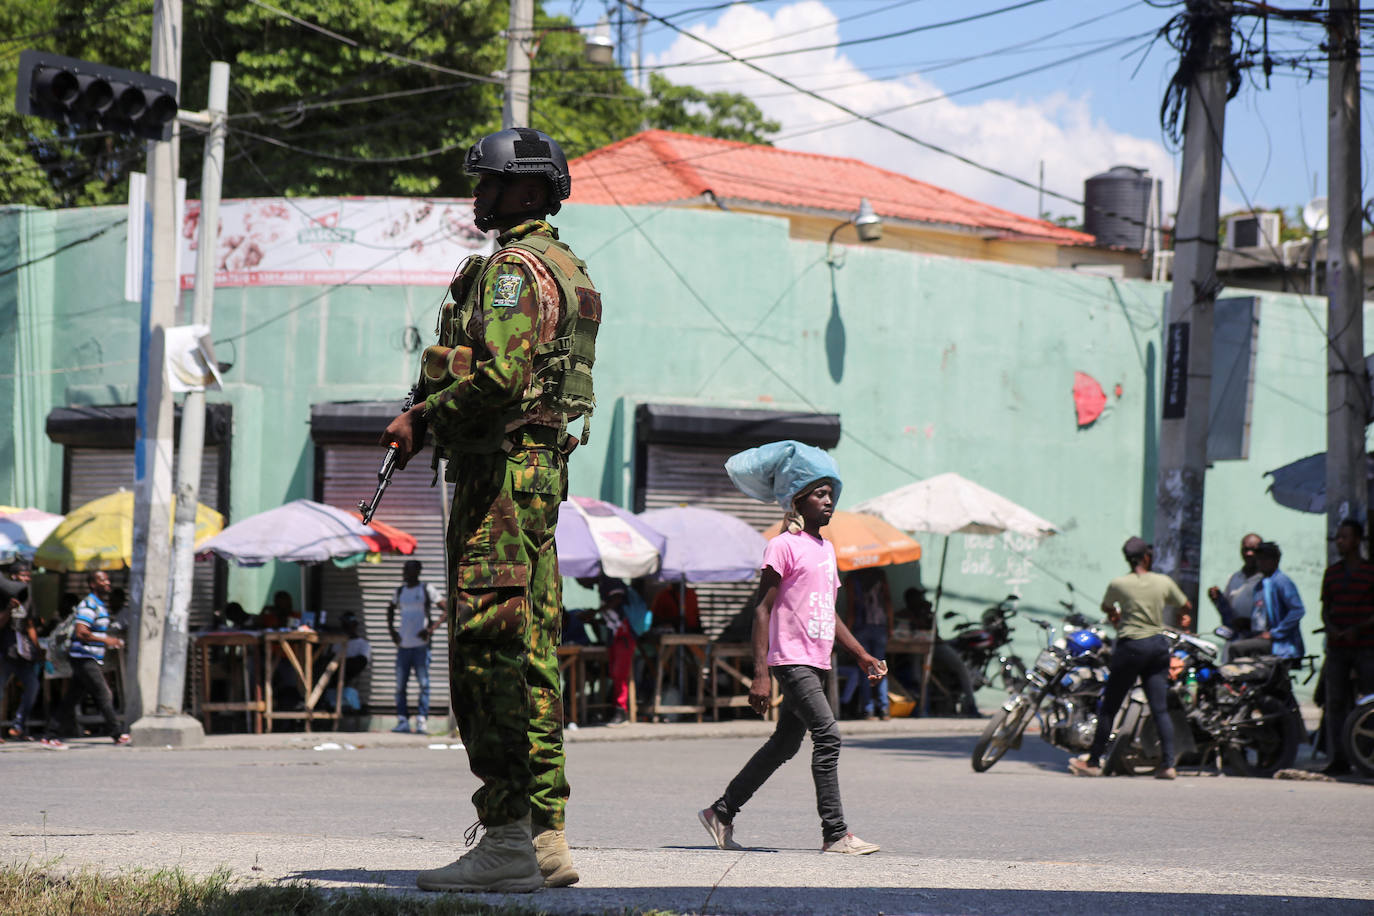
[420,220,577,452]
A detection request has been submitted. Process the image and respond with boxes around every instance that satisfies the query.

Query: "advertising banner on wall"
[176,196,491,289]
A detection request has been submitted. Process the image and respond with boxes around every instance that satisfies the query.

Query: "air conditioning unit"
[1226,212,1281,250]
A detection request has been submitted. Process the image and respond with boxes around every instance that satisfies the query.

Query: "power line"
[235,128,469,164]
[541,0,1058,75]
[0,218,126,280]
[617,0,1109,214]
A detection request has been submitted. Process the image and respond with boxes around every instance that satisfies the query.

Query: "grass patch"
[0,863,623,915]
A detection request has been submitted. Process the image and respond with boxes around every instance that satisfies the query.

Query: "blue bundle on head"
[724,440,842,510]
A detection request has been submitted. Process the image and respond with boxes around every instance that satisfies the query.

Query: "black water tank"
[1084,165,1152,249]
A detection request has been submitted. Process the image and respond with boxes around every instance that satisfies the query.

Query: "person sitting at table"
[900,586,980,717]
[259,591,300,629]
[650,583,702,633]
[317,611,371,714]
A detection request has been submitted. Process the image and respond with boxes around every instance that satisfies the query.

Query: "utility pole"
[126,0,181,727]
[1325,0,1368,556]
[134,61,231,747]
[1153,0,1232,618]
[503,0,533,128]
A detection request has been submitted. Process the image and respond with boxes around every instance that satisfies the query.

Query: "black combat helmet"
[465,127,571,220]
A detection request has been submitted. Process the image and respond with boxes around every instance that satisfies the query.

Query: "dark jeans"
[47,657,123,739]
[0,653,42,734]
[1226,636,1272,662]
[1087,634,1174,768]
[1324,646,1374,766]
[712,664,847,844]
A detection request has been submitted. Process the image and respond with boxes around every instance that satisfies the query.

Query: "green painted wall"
[2,200,1366,700]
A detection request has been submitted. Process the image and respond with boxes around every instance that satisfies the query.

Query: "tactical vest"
[428,233,599,454]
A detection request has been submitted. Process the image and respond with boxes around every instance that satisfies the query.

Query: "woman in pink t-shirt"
[698,475,885,856]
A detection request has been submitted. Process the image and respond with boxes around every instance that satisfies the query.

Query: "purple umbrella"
[638,506,767,583]
[556,496,666,579]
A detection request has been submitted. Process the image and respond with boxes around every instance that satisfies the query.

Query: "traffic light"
[15,49,178,141]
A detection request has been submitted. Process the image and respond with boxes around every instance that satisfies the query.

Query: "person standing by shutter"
[387,560,443,735]
[381,128,597,893]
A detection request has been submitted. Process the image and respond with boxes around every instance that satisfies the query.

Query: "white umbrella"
[198,499,378,567]
[852,472,1059,539]
[853,472,1058,713]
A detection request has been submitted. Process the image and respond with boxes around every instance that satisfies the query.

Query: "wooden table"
[192,631,266,734]
[707,642,778,721]
[263,630,348,733]
[888,630,935,714]
[647,633,708,722]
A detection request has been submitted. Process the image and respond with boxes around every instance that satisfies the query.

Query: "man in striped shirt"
[1320,519,1374,774]
[42,570,128,748]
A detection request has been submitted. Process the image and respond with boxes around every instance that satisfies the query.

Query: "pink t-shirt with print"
[763,530,838,669]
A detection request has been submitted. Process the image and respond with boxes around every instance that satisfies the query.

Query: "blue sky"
[548,0,1362,227]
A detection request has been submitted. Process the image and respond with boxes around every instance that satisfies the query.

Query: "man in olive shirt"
[1070,537,1193,779]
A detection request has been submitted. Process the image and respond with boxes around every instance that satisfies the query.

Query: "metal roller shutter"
[317,446,449,716]
[64,446,224,630]
[637,443,778,638]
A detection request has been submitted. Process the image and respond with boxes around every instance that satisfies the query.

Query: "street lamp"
[584,16,615,67]
[826,197,883,266]
[504,8,616,128]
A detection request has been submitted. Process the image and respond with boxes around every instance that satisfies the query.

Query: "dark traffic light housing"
[15,50,179,141]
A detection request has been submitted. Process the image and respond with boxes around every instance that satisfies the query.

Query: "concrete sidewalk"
[186,713,994,751]
[4,826,1370,915]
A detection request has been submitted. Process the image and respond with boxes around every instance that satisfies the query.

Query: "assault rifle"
[359,387,416,524]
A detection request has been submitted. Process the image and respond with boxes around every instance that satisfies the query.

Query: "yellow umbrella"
[34,490,224,571]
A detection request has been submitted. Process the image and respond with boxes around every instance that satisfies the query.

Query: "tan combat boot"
[416,815,544,893]
[533,826,580,887]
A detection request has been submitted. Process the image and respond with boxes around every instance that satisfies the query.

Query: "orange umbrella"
[763,510,922,571]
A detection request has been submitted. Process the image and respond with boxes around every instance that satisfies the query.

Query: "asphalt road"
[2,722,1371,915]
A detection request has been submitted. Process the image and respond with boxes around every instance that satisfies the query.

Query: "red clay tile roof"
[568,130,1093,246]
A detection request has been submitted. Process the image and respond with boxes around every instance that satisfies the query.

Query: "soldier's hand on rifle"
[380,403,428,469]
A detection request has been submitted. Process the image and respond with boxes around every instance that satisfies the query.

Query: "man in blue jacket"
[1230,541,1305,660]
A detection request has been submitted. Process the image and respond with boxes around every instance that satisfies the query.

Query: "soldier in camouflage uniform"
[381,128,598,894]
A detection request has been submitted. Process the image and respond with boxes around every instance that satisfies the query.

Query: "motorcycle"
[971,614,1111,772]
[1341,691,1374,777]
[944,596,1027,696]
[1103,629,1308,778]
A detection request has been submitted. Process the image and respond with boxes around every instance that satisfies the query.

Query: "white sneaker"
[392,718,411,733]
[822,833,880,855]
[415,716,428,734]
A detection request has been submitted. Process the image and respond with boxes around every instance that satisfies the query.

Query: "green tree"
[643,72,779,144]
[1,1,777,209]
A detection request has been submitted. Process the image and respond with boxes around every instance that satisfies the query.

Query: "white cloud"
[646,1,1177,223]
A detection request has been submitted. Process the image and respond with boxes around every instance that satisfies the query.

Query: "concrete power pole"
[126,0,181,724]
[503,0,533,128]
[133,62,231,747]
[1153,1,1232,616]
[1325,0,1368,556]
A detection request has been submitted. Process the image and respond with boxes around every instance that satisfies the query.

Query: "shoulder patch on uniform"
[492,272,524,308]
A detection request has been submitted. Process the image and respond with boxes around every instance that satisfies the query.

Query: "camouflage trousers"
[444,431,568,830]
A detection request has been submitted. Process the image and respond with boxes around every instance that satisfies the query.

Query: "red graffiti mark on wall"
[1074,371,1108,427]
